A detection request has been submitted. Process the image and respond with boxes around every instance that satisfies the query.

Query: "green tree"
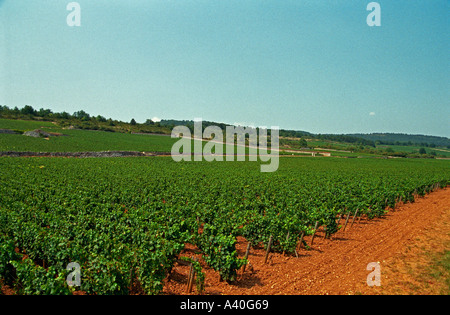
[144,119,154,125]
[96,115,107,122]
[130,118,137,125]
[73,110,90,121]
[299,138,308,148]
[21,105,36,116]
[419,148,426,154]
[38,108,52,117]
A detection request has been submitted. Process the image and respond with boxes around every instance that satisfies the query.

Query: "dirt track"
[164,188,450,295]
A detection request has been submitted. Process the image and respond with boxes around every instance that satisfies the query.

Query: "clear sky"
[0,1,448,137]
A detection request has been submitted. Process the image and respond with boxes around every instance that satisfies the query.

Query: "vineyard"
[0,156,449,295]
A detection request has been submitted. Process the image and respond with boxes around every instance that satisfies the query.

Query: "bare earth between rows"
[164,187,450,295]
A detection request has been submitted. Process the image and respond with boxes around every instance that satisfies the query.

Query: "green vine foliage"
[0,238,20,286]
[0,157,448,294]
[11,259,71,295]
[180,256,205,293]
[198,224,246,282]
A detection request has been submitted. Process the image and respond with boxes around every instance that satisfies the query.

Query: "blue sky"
[0,0,449,136]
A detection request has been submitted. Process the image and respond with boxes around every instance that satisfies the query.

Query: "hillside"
[349,133,450,148]
[1,105,449,158]
[0,118,177,153]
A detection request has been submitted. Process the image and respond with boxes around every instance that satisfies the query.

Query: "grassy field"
[1,118,449,158]
[0,129,177,153]
[0,118,180,153]
[0,119,56,131]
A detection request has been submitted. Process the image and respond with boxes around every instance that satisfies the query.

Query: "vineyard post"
[186,261,193,293]
[264,235,273,264]
[282,231,290,256]
[242,241,251,273]
[186,257,197,294]
[310,221,319,245]
[350,208,359,228]
[298,231,305,251]
[343,211,351,232]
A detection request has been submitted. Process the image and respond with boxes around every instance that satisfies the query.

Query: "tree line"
[0,105,166,134]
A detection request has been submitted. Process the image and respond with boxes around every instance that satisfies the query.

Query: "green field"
[0,118,177,153]
[0,119,56,131]
[0,156,448,294]
[0,129,178,153]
